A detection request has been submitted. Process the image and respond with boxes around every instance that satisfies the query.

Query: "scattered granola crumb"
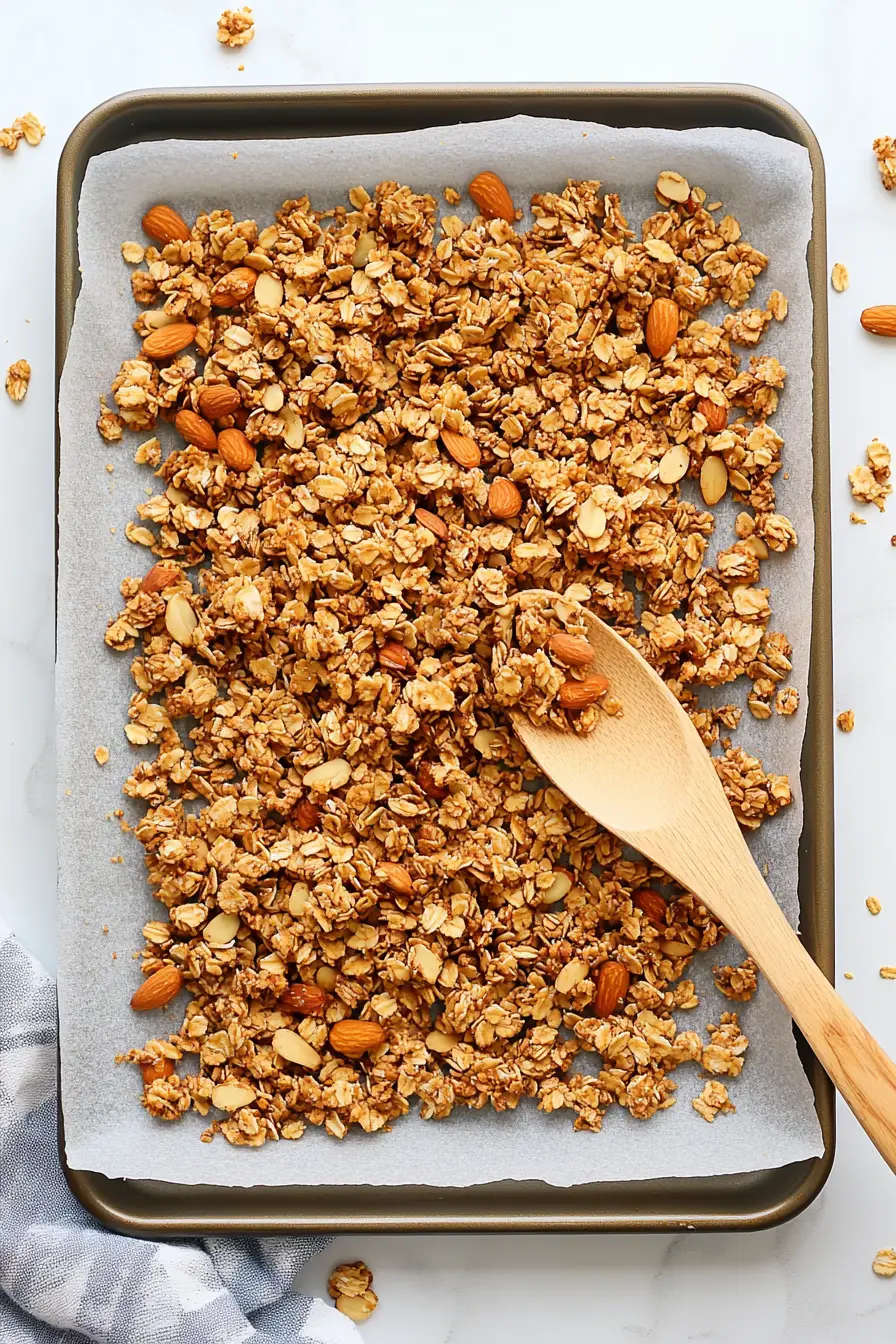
[121,241,145,264]
[237,65,245,72]
[94,746,110,766]
[443,186,461,205]
[849,439,892,512]
[97,395,124,443]
[866,896,882,916]
[712,957,759,1002]
[102,925,109,935]
[692,1080,735,1123]
[232,152,239,159]
[5,359,31,402]
[872,1247,896,1277]
[837,710,855,733]
[880,967,896,980]
[850,512,867,525]
[767,290,788,321]
[775,687,799,716]
[328,1262,378,1323]
[110,855,123,865]
[134,437,161,466]
[831,263,849,293]
[873,136,896,190]
[0,112,45,153]
[844,971,854,980]
[105,463,115,473]
[217,6,254,46]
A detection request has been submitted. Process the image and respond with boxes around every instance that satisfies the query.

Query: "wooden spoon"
[513,591,896,1173]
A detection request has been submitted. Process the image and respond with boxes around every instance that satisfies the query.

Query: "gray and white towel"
[0,921,360,1344]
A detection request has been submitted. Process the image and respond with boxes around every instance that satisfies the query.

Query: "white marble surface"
[2,0,895,1337]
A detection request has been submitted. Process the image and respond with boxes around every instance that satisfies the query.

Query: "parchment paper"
[57,115,824,1185]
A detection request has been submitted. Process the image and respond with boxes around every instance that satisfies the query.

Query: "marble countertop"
[2,0,895,1337]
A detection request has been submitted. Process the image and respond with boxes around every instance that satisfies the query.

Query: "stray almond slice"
[211,1081,256,1111]
[700,454,729,506]
[254,270,284,310]
[658,443,690,484]
[165,593,198,645]
[656,171,691,203]
[352,232,377,268]
[468,170,515,222]
[441,428,481,469]
[555,958,589,995]
[261,383,284,412]
[577,496,607,539]
[541,871,573,905]
[141,203,191,244]
[744,534,769,559]
[272,1028,322,1069]
[303,758,351,791]
[288,880,312,915]
[130,964,183,1011]
[203,911,240,945]
[548,632,593,668]
[141,323,196,360]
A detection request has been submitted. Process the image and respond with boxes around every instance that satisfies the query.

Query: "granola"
[692,1079,735,1123]
[5,359,30,402]
[712,956,758,1002]
[329,1261,378,1322]
[849,439,892,512]
[217,7,254,46]
[830,263,849,293]
[107,171,798,1145]
[873,136,896,191]
[0,112,44,153]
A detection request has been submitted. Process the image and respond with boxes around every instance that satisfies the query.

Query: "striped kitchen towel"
[0,922,359,1344]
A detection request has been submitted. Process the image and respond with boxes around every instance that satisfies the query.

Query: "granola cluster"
[874,136,896,191]
[328,1261,378,1322]
[5,359,30,402]
[849,438,892,512]
[107,170,798,1145]
[216,6,254,47]
[0,111,44,153]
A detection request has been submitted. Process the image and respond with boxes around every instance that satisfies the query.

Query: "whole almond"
[141,1056,176,1085]
[645,297,679,358]
[175,408,218,453]
[861,305,896,336]
[211,266,257,307]
[468,170,516,222]
[700,454,729,506]
[294,799,321,829]
[415,507,449,541]
[218,427,256,472]
[272,1028,322,1069]
[593,960,631,1016]
[329,1019,387,1058]
[633,888,667,926]
[378,641,413,674]
[558,675,610,710]
[376,861,414,897]
[141,322,196,360]
[199,384,242,419]
[141,204,191,244]
[140,563,180,594]
[698,397,728,433]
[547,632,593,668]
[279,983,329,1015]
[130,964,184,1011]
[488,478,523,519]
[441,428,481,469]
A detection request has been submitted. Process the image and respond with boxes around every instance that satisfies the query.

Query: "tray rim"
[55,81,834,1236]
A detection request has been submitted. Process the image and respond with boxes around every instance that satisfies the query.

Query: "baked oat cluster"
[107,170,797,1145]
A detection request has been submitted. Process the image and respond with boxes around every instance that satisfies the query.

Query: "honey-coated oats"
[108,170,799,1145]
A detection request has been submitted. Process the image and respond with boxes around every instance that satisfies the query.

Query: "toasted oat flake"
[850,512,867,525]
[837,710,855,733]
[94,746,110,766]
[831,263,849,293]
[880,967,896,980]
[217,6,254,46]
[872,1247,896,1276]
[5,359,30,402]
[767,290,789,320]
[104,173,801,1145]
[866,896,882,916]
[1,112,44,153]
[121,241,146,265]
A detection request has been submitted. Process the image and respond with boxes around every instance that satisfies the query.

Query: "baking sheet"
[57,114,824,1186]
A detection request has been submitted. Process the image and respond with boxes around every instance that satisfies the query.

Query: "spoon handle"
[721,868,896,1174]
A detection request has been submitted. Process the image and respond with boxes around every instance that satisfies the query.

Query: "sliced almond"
[660,939,694,957]
[555,958,589,995]
[700,455,729,506]
[658,444,690,484]
[410,943,442,984]
[203,911,240,945]
[288,881,311,916]
[577,497,607,539]
[352,232,377,268]
[303,758,351,791]
[542,871,572,905]
[262,384,285,412]
[165,593,197,645]
[656,171,691,203]
[744,534,769,559]
[280,406,305,449]
[472,727,502,757]
[254,271,284,310]
[211,1082,256,1111]
[272,1028,322,1069]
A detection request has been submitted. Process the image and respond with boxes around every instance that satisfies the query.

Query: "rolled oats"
[830,263,849,293]
[873,136,896,191]
[866,896,882,916]
[108,174,799,1144]
[5,359,31,402]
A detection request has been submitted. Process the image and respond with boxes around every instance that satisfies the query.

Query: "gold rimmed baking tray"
[56,83,833,1235]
